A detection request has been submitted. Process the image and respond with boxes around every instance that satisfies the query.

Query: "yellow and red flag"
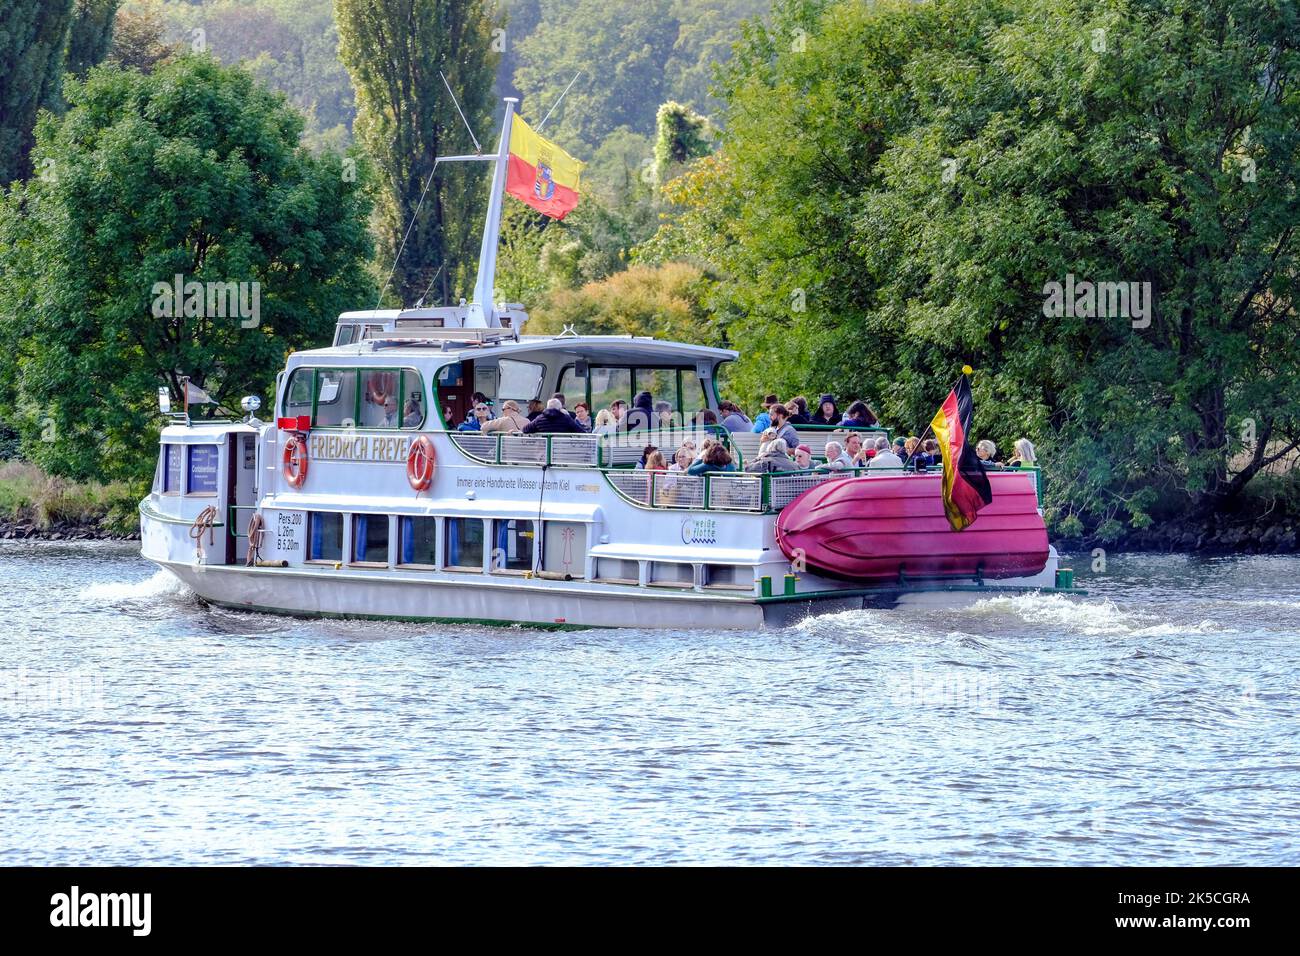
[930,372,994,531]
[506,114,583,219]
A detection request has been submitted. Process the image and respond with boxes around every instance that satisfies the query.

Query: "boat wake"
[966,592,1231,638]
[80,569,193,606]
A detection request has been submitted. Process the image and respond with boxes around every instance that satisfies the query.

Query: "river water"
[1,540,1296,865]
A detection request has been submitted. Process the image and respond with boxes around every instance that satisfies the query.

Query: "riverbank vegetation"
[1,0,1297,548]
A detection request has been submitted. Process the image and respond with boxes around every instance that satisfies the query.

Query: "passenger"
[891,436,907,460]
[843,432,867,466]
[751,394,780,433]
[591,408,618,436]
[769,404,800,450]
[976,439,1001,469]
[695,408,719,429]
[810,394,842,426]
[551,391,567,408]
[482,399,530,434]
[793,444,813,469]
[572,402,593,432]
[744,438,799,473]
[688,443,736,475]
[623,391,654,431]
[867,437,903,471]
[609,399,628,429]
[819,440,854,471]
[461,391,493,428]
[718,400,752,433]
[643,446,667,471]
[458,402,491,432]
[523,398,586,434]
[525,398,544,421]
[1008,438,1037,467]
[402,399,423,428]
[653,400,675,428]
[755,427,778,457]
[669,446,694,472]
[787,396,813,425]
[841,400,878,428]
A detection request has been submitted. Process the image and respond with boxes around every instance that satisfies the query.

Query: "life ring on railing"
[406,435,436,491]
[282,435,308,488]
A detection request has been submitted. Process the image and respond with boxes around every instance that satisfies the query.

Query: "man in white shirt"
[866,437,903,471]
[820,440,855,471]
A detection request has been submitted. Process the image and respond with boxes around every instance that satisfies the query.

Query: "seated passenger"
[1007,438,1037,467]
[523,398,586,434]
[458,402,491,431]
[744,438,799,473]
[769,404,801,450]
[525,399,544,421]
[572,402,593,432]
[751,394,780,433]
[787,396,813,425]
[695,408,719,429]
[843,432,867,466]
[840,400,878,428]
[668,446,694,472]
[461,391,493,428]
[688,443,736,475]
[644,448,668,472]
[623,391,654,431]
[654,400,675,428]
[976,439,1002,469]
[718,401,751,432]
[793,444,813,469]
[819,440,854,471]
[402,399,423,428]
[810,394,842,426]
[867,437,903,471]
[482,399,530,434]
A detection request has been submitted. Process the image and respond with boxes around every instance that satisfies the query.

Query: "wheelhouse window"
[186,444,220,496]
[397,516,437,567]
[334,324,358,346]
[497,359,545,403]
[162,444,183,495]
[283,368,313,420]
[308,512,343,562]
[314,369,357,427]
[351,514,389,566]
[491,519,535,573]
[445,518,485,571]
[281,367,425,429]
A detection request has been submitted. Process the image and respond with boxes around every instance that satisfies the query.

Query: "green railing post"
[495,434,502,465]
[545,435,553,466]
[704,474,711,510]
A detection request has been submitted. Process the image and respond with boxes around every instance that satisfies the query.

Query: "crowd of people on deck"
[449,389,1036,476]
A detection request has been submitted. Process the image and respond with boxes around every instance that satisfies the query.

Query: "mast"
[465,97,517,328]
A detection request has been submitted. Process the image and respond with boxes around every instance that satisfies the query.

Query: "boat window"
[186,444,220,496]
[590,367,632,412]
[307,512,343,562]
[595,558,640,584]
[162,444,183,495]
[635,369,678,424]
[542,521,586,579]
[681,370,708,424]
[315,369,357,427]
[335,324,358,346]
[497,359,544,403]
[397,516,437,567]
[491,519,535,573]
[649,562,695,588]
[473,364,497,401]
[351,514,389,565]
[558,365,587,407]
[359,369,398,428]
[282,368,313,419]
[703,564,752,590]
[444,518,485,571]
[399,369,426,428]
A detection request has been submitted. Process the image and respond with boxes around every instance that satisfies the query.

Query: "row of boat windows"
[301,511,751,588]
[282,367,427,429]
[157,443,221,496]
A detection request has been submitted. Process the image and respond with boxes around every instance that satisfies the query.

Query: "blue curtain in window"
[310,514,323,560]
[354,514,367,561]
[401,517,415,564]
[496,521,509,568]
[448,519,459,566]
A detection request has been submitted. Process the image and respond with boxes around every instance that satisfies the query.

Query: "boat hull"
[775,472,1049,584]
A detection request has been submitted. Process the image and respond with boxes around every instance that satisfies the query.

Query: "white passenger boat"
[140,99,1079,629]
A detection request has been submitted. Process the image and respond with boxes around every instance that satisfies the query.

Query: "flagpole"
[466,97,518,329]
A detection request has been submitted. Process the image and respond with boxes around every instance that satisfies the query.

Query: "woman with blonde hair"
[1008,438,1037,467]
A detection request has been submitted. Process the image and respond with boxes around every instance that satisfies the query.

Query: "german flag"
[929,372,993,531]
[506,114,583,220]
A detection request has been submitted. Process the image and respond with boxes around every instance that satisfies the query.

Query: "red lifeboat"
[775,471,1049,584]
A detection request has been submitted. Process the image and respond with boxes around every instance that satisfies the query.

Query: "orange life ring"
[406,435,436,491]
[283,435,308,488]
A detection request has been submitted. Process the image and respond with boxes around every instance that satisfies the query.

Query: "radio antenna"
[537,71,582,133]
[441,71,483,153]
[374,158,441,310]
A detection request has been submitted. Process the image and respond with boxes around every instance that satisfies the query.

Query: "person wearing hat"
[793,444,813,469]
[751,394,781,434]
[811,394,841,426]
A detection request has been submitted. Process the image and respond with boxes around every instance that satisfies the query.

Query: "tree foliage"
[65,0,122,79]
[0,56,375,481]
[657,0,1300,531]
[0,0,75,184]
[337,0,500,306]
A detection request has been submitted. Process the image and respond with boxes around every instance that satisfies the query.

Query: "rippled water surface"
[2,541,1297,865]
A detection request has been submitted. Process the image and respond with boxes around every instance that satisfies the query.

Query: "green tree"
[652,101,714,184]
[106,1,176,73]
[0,56,375,481]
[65,0,121,78]
[337,0,500,306]
[0,0,75,183]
